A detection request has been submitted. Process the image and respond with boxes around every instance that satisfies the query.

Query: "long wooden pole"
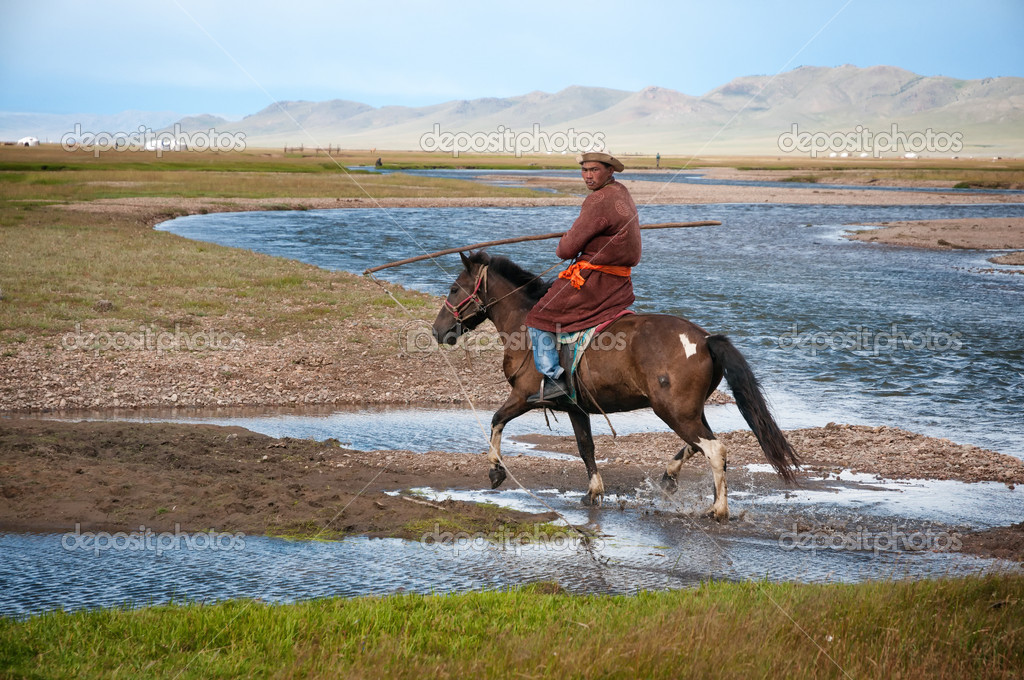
[362,220,721,274]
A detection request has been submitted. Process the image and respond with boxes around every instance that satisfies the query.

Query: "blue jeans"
[528,327,564,380]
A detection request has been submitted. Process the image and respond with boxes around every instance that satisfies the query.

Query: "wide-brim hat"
[576,151,624,173]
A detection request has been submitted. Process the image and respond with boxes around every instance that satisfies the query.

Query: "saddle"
[555,310,635,398]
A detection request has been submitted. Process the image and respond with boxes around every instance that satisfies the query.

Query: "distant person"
[656,152,660,168]
[524,151,641,403]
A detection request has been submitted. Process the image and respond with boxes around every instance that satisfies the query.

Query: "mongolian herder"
[524,151,641,403]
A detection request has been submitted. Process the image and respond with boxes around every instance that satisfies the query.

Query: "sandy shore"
[518,173,1024,206]
[844,217,1024,268]
[693,165,1024,190]
[0,418,557,539]
[624,179,1023,206]
[0,318,509,412]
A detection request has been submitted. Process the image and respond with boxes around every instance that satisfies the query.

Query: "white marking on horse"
[488,424,505,465]
[698,436,729,520]
[679,333,697,358]
[588,472,605,505]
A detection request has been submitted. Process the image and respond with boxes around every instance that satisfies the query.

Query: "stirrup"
[528,376,571,404]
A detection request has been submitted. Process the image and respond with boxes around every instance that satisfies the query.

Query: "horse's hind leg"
[698,435,729,520]
[567,408,603,506]
[653,407,730,521]
[690,413,729,519]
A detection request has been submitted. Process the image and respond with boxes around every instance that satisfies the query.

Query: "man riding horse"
[525,151,641,403]
[432,153,799,515]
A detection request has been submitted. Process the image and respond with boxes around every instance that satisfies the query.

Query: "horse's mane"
[470,251,552,302]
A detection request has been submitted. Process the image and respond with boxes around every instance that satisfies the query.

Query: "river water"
[156,200,1024,457]
[4,470,1022,617]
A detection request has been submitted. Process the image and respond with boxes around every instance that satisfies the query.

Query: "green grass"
[0,167,548,202]
[397,501,568,542]
[264,506,567,543]
[1,575,1021,679]
[953,179,1015,189]
[0,207,434,339]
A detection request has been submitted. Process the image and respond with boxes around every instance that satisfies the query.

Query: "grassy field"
[0,147,558,203]
[1,575,1022,679]
[5,144,1020,177]
[0,200,441,340]
[0,146,554,341]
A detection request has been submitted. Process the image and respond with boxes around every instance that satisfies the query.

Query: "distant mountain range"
[4,65,1021,155]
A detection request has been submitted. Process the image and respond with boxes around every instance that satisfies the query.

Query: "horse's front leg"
[567,408,603,506]
[486,396,530,488]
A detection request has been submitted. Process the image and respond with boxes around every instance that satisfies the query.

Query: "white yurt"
[144,137,179,151]
[16,136,40,147]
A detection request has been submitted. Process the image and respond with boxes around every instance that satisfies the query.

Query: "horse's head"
[431,251,491,345]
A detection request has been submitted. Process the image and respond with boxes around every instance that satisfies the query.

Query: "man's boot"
[527,376,571,404]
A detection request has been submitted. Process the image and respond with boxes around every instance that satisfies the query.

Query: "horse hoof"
[489,466,507,489]
[660,473,677,493]
[703,507,729,522]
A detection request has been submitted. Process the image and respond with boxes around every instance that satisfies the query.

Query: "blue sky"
[1,0,1022,118]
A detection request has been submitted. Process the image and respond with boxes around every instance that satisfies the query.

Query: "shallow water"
[34,403,756,457]
[158,201,1024,458]
[3,466,1020,617]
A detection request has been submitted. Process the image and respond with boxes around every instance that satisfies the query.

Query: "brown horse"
[431,251,799,519]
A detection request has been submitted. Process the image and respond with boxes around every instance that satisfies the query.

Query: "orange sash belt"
[558,261,632,289]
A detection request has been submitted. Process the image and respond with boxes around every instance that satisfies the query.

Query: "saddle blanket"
[555,309,635,379]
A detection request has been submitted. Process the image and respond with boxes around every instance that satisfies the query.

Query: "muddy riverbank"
[2,418,1021,560]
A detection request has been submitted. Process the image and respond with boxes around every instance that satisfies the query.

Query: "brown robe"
[525,179,641,333]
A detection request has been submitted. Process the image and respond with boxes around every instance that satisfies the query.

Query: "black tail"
[706,334,800,482]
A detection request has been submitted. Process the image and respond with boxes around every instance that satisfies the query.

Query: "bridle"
[443,265,488,323]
